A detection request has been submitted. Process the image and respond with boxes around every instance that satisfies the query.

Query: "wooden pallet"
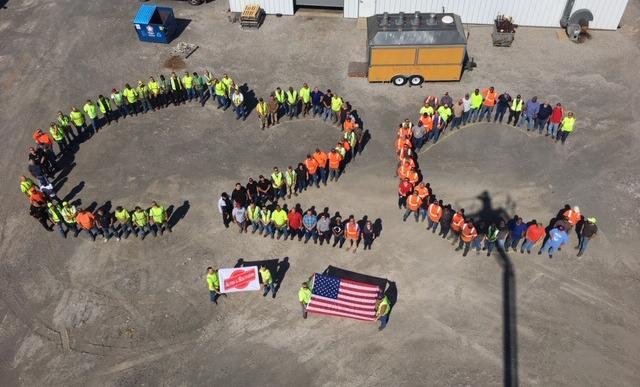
[241,4,261,20]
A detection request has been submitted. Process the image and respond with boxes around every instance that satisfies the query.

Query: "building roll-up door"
[296,0,344,7]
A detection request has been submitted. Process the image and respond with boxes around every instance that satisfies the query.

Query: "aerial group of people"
[396,92,596,258]
[407,87,577,148]
[218,93,378,252]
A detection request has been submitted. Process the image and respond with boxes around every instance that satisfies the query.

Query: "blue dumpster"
[133,4,177,44]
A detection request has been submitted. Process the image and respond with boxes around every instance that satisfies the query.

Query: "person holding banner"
[206,267,225,305]
[260,265,276,298]
[298,282,312,319]
[375,293,391,331]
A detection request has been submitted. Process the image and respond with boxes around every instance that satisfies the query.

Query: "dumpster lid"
[367,12,466,46]
[134,4,157,24]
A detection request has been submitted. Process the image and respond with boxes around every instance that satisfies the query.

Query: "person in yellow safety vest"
[231,87,247,120]
[258,205,272,237]
[148,76,160,109]
[131,206,150,240]
[259,265,276,298]
[256,97,269,129]
[169,71,184,105]
[330,94,343,124]
[299,83,312,116]
[20,176,36,197]
[69,106,86,136]
[203,69,215,102]
[181,70,195,102]
[271,166,285,200]
[246,202,260,233]
[375,293,391,331]
[192,72,206,106]
[56,110,75,141]
[60,201,79,237]
[557,111,576,144]
[114,206,133,239]
[271,204,289,240]
[48,122,66,152]
[136,80,153,113]
[158,74,171,107]
[272,87,285,118]
[343,130,357,160]
[469,88,483,123]
[507,94,524,126]
[437,103,452,129]
[214,78,230,110]
[206,267,226,305]
[47,202,67,237]
[149,201,171,237]
[286,86,299,119]
[122,83,140,116]
[284,165,297,199]
[221,74,234,94]
[298,281,312,319]
[110,88,127,119]
[97,94,114,125]
[419,102,434,117]
[335,142,346,158]
[83,99,99,133]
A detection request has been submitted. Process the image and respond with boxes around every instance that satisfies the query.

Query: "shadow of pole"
[496,248,518,387]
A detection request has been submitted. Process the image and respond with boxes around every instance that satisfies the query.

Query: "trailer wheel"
[188,0,204,5]
[408,75,424,86]
[391,76,407,86]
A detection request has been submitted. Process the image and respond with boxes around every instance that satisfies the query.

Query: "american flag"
[306,273,380,321]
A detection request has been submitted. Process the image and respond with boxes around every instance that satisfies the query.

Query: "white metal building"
[229,0,628,30]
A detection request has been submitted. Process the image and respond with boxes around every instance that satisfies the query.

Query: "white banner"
[218,266,261,293]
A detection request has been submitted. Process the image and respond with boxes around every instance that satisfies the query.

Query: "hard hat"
[573,206,580,213]
[587,217,597,224]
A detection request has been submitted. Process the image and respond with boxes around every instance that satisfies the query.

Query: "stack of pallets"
[240,4,265,30]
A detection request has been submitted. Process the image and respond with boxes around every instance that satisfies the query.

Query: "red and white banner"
[218,266,260,293]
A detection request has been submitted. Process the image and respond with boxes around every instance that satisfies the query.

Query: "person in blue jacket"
[538,225,568,258]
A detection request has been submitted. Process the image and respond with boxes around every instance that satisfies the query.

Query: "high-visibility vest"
[561,117,576,132]
[376,296,390,316]
[438,106,451,121]
[415,186,429,200]
[259,209,271,224]
[305,158,318,174]
[20,179,35,196]
[271,172,284,188]
[257,102,268,116]
[204,74,214,86]
[69,110,85,126]
[247,206,260,222]
[428,203,442,222]
[483,90,497,106]
[331,96,343,112]
[132,210,148,227]
[419,105,434,116]
[232,93,243,106]
[97,98,111,113]
[83,103,97,119]
[275,90,285,103]
[49,125,64,142]
[285,170,297,186]
[511,99,523,112]
[299,87,311,103]
[148,81,159,96]
[313,151,328,168]
[182,75,193,89]
[344,131,356,147]
[149,206,166,223]
[260,267,273,285]
[461,223,478,242]
[57,114,71,128]
[207,272,219,291]
[406,194,422,211]
[137,85,149,99]
[61,206,77,224]
[171,77,183,91]
[271,210,288,227]
[214,82,226,96]
[397,163,411,178]
[486,226,499,242]
[47,203,62,223]
[286,90,298,104]
[115,208,131,223]
[451,212,464,231]
[397,126,412,138]
[222,77,234,91]
[111,92,124,106]
[470,93,483,109]
[408,170,419,185]
[563,209,581,225]
[328,152,342,169]
[123,88,138,104]
[345,223,359,239]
